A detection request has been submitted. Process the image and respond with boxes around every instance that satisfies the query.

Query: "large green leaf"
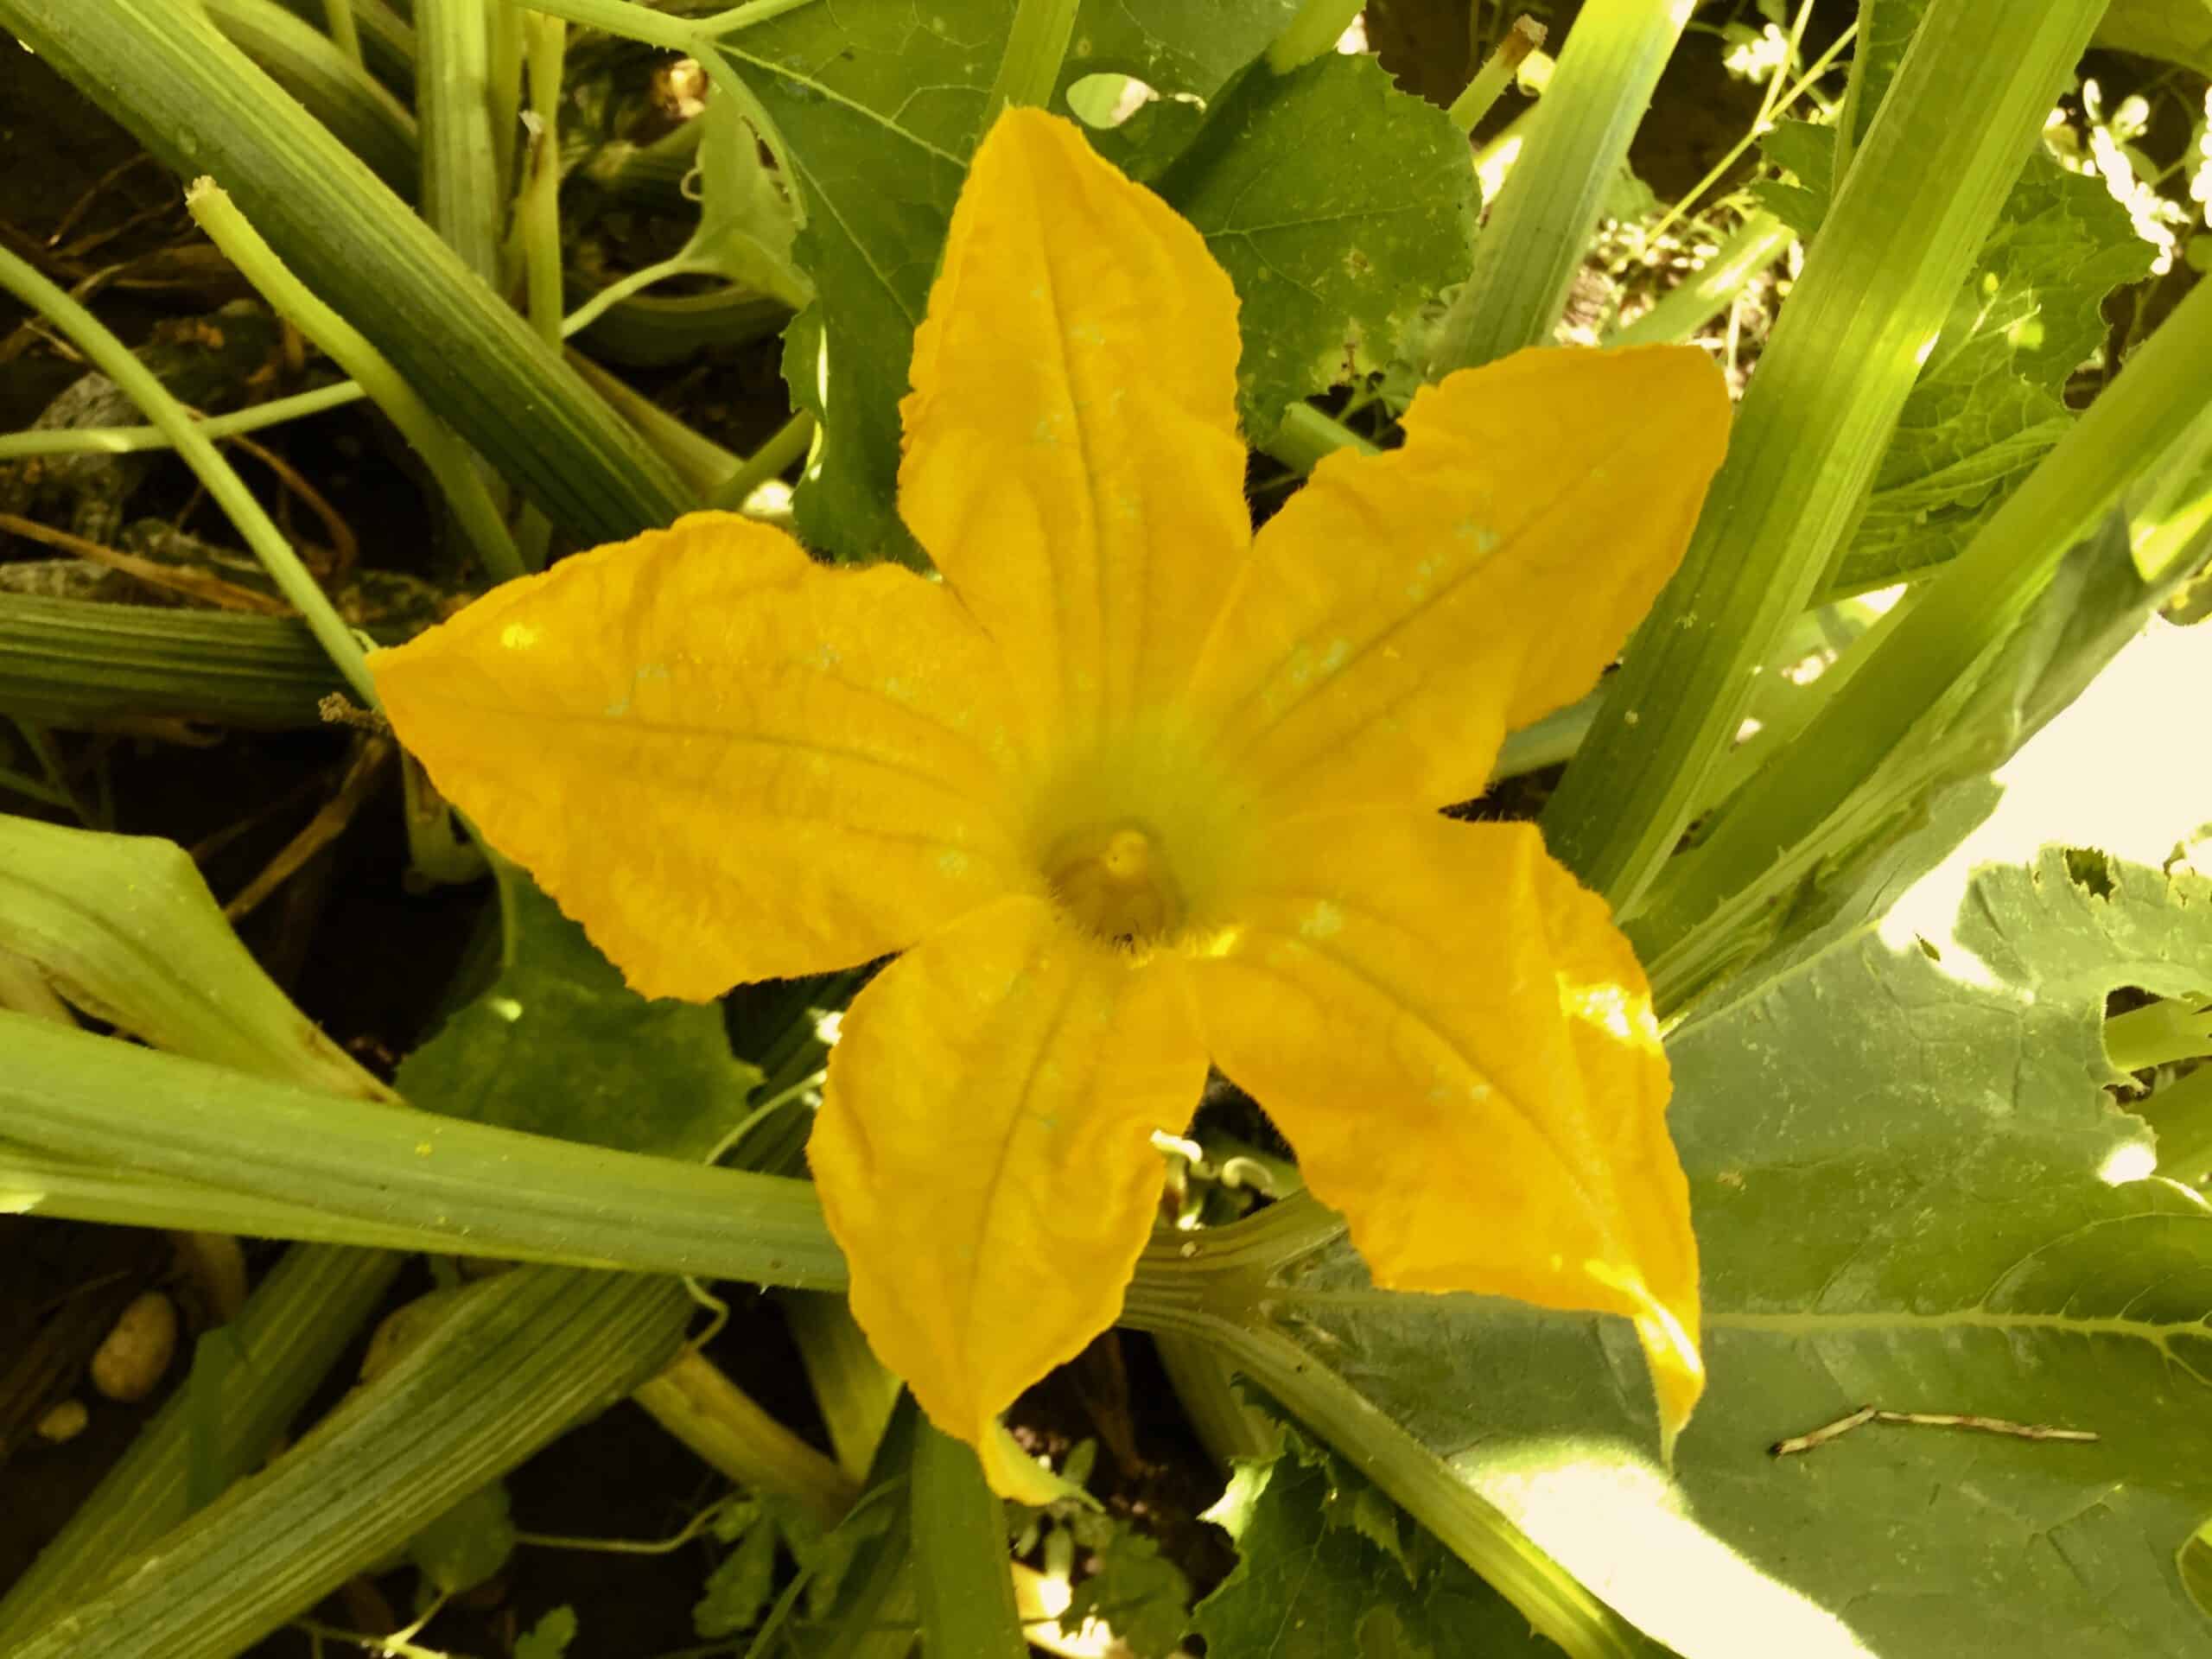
[2096,0,2212,75]
[1249,831,2212,1656]
[1155,52,1475,442]
[395,860,758,1159]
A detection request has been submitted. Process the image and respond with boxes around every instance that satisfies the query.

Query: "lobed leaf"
[1154,52,1476,441]
[1192,1420,1552,1659]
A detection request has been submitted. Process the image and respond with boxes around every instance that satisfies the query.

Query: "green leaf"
[515,1606,580,1659]
[1751,119,1834,238]
[1835,153,2153,593]
[394,859,760,1159]
[1058,1525,1193,1659]
[1192,1421,1549,1659]
[1154,53,1476,442]
[1033,1485,1197,1659]
[406,1479,515,1597]
[694,1487,896,1641]
[1756,109,2153,594]
[1258,836,2212,1656]
[717,1,1306,561]
[2095,0,2212,75]
[696,1499,781,1638]
[1058,0,1304,179]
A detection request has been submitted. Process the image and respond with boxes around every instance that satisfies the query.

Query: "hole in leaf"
[2064,847,2116,899]
[1065,73,1157,130]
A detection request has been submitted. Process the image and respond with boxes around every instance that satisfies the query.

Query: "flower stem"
[1446,15,1545,135]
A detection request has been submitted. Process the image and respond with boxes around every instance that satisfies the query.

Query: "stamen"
[1045,823,1182,946]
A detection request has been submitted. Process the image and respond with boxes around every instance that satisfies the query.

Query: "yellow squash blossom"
[372,108,1731,1497]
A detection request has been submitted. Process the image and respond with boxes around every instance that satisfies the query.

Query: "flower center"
[1045,822,1184,947]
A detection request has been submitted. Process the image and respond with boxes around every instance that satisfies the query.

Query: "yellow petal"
[809,895,1208,1495]
[1188,346,1730,812]
[370,512,1024,1000]
[1186,811,1703,1441]
[899,108,1251,749]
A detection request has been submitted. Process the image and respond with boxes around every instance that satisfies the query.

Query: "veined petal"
[1188,346,1730,813]
[371,512,1024,1001]
[899,108,1251,748]
[1187,812,1702,1442]
[810,894,1208,1498]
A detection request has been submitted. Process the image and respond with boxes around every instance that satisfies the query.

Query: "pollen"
[1045,822,1184,947]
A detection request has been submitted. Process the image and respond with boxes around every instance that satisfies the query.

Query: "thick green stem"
[635,1350,859,1524]
[912,1424,1027,1659]
[205,0,417,194]
[0,596,343,729]
[1425,0,1692,372]
[982,0,1080,120]
[2,1012,848,1287]
[186,180,524,584]
[1542,0,2110,913]
[1446,15,1545,134]
[1630,264,2212,991]
[0,245,378,705]
[417,0,504,285]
